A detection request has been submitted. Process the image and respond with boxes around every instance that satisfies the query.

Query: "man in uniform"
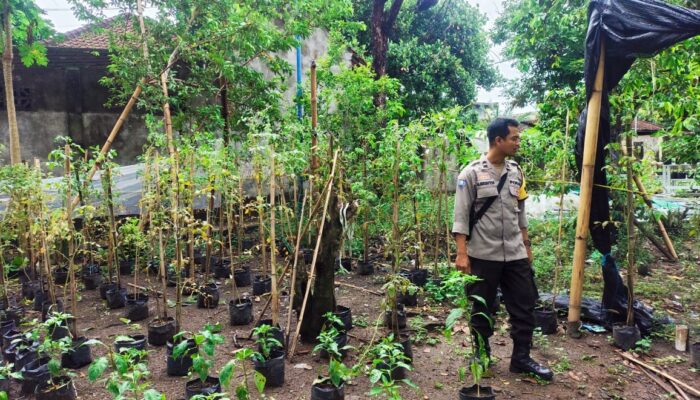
[452,117,553,381]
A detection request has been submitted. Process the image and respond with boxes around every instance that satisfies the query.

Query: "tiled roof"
[632,120,663,132]
[48,15,135,49]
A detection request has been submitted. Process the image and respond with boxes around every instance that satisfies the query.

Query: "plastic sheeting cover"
[575,0,700,254]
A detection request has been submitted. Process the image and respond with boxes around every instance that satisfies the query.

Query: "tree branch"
[384,0,404,31]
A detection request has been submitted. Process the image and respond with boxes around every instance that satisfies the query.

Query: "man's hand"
[455,253,471,274]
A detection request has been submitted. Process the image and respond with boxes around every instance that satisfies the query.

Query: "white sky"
[35,0,528,113]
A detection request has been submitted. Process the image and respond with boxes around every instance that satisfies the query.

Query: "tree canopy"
[351,0,497,118]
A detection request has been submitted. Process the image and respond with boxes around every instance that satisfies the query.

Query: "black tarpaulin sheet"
[576,0,700,254]
[574,0,700,310]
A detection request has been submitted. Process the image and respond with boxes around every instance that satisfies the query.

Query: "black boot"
[509,342,553,381]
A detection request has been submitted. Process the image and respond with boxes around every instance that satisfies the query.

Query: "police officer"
[452,117,553,381]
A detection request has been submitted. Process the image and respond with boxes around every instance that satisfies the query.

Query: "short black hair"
[487,118,520,145]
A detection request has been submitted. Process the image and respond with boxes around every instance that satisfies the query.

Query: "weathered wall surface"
[1,29,343,165]
[0,47,148,165]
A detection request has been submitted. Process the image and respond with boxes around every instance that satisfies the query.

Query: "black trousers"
[467,257,539,348]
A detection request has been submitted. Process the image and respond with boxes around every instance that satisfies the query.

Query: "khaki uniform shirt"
[452,155,529,262]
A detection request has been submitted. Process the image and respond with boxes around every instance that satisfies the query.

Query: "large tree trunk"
[2,0,20,164]
[370,0,404,108]
[299,192,343,343]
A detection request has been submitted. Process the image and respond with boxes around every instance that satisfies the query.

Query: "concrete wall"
[0,47,147,165]
[1,29,344,165]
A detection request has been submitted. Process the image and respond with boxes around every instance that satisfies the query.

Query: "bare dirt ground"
[5,238,700,400]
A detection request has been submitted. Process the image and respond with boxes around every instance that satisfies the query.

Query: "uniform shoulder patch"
[457,178,468,189]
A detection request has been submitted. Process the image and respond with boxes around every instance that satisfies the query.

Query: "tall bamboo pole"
[237,158,244,262]
[310,60,318,174]
[105,166,120,287]
[433,139,446,275]
[71,84,142,211]
[269,145,279,325]
[625,134,636,326]
[285,189,307,342]
[391,139,401,272]
[552,111,571,309]
[154,155,169,319]
[255,166,267,273]
[188,153,196,279]
[64,145,78,338]
[567,41,606,336]
[33,160,56,304]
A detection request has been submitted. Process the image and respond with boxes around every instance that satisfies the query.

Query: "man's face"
[496,126,521,156]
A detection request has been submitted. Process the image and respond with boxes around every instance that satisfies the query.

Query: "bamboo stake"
[625,134,636,327]
[634,363,676,396]
[310,60,318,174]
[154,155,168,319]
[669,380,691,400]
[284,189,307,343]
[443,177,451,263]
[412,197,422,269]
[228,192,239,300]
[127,282,162,297]
[433,139,446,276]
[567,40,606,336]
[618,351,700,397]
[173,153,183,331]
[237,157,244,263]
[205,184,215,284]
[105,166,120,288]
[70,5,197,211]
[552,110,571,309]
[335,281,382,296]
[270,145,279,325]
[188,153,196,280]
[619,144,678,261]
[288,151,339,361]
[633,218,674,260]
[65,145,78,338]
[35,160,56,304]
[71,83,142,210]
[249,258,292,340]
[391,139,401,272]
[256,167,267,274]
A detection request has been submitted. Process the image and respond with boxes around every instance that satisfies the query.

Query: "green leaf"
[235,384,249,400]
[219,360,235,387]
[87,357,108,381]
[444,308,463,329]
[369,386,384,396]
[47,359,61,376]
[143,389,165,400]
[369,368,383,384]
[253,370,266,394]
[172,340,190,360]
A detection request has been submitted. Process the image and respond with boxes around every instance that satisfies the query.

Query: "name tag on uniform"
[476,172,494,187]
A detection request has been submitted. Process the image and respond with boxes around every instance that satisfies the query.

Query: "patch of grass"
[652,355,685,366]
[633,337,652,354]
[551,355,571,374]
[532,328,550,354]
[354,315,369,328]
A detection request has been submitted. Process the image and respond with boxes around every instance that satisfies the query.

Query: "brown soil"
[5,255,699,400]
